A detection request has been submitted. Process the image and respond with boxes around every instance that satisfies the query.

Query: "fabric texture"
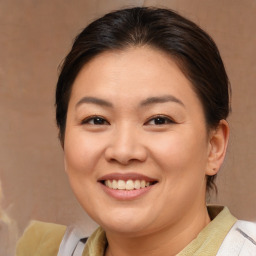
[216,220,256,256]
[82,206,237,256]
[176,206,237,256]
[16,221,66,256]
[16,206,237,256]
[57,225,89,256]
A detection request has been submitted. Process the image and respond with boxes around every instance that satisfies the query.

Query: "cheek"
[64,130,104,177]
[63,131,104,210]
[151,133,208,213]
[148,130,208,179]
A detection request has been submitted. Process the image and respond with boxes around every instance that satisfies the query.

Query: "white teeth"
[134,180,140,189]
[104,179,152,190]
[117,180,126,189]
[126,180,134,190]
[106,180,112,188]
[112,180,118,189]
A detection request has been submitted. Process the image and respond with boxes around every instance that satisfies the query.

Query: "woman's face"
[64,46,216,236]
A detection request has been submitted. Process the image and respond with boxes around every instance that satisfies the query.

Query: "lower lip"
[99,182,154,200]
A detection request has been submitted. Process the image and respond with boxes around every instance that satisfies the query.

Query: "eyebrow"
[75,95,185,109]
[140,95,185,107]
[75,96,113,108]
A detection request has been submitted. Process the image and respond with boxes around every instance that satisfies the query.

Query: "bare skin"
[105,204,210,256]
[64,46,229,256]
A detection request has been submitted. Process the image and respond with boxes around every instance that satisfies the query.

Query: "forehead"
[69,46,201,109]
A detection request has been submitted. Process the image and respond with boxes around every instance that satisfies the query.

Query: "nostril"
[104,143,147,165]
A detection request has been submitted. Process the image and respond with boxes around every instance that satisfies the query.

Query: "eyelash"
[81,116,109,125]
[144,115,175,125]
[81,115,174,126]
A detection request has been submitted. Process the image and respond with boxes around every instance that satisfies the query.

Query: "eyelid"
[81,115,110,125]
[144,115,175,125]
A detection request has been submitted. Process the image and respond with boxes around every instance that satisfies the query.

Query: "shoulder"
[236,220,256,238]
[16,221,66,256]
[217,220,256,255]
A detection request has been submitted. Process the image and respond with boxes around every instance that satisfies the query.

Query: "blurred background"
[0,0,255,255]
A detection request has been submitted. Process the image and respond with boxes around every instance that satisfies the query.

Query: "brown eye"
[146,116,174,125]
[82,116,109,125]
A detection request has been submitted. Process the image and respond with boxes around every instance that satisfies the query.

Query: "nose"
[104,125,147,165]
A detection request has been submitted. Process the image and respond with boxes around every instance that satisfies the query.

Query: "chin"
[93,207,156,235]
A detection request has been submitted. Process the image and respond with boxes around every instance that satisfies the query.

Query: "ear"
[206,120,229,176]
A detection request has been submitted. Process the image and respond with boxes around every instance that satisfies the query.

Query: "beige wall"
[0,0,255,254]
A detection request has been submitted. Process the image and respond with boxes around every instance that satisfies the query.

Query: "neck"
[105,205,210,256]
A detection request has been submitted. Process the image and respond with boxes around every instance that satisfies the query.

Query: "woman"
[16,7,256,256]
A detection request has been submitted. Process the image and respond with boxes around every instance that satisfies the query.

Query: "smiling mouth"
[102,179,157,190]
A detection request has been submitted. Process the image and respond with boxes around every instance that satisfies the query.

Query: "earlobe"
[206,120,229,176]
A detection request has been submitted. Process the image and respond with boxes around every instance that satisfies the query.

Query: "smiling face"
[64,46,221,237]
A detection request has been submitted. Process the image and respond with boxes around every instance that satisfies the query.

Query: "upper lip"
[98,172,158,182]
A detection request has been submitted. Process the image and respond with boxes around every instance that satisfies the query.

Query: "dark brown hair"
[55,7,231,192]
